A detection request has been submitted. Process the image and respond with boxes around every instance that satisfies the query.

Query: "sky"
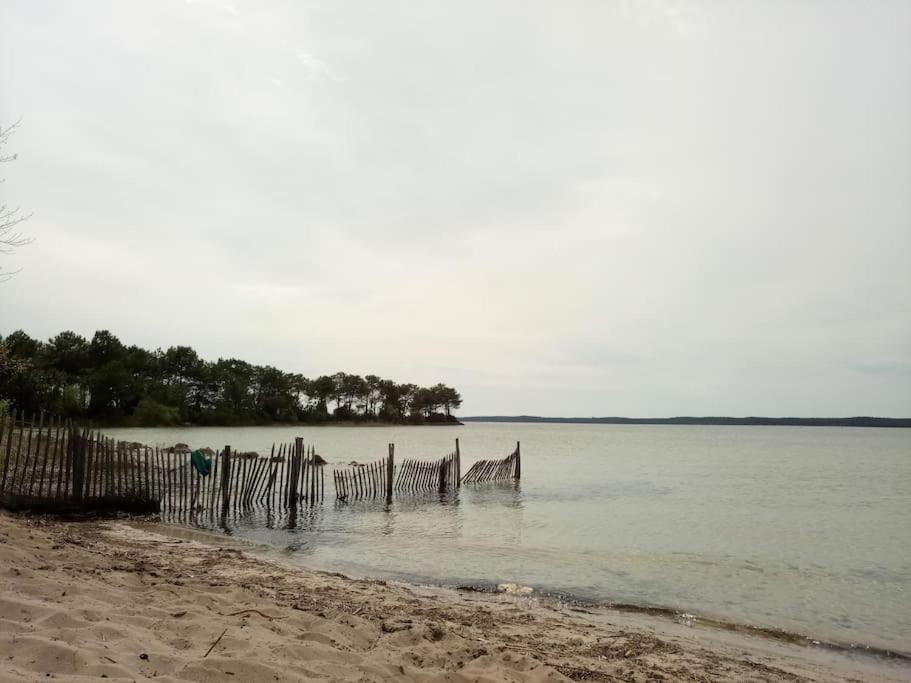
[1,0,909,417]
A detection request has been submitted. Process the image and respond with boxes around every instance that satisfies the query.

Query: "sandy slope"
[0,512,906,682]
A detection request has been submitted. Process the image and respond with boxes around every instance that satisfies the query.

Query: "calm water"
[106,422,911,653]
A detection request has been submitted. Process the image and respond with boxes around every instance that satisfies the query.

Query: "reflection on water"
[107,422,911,654]
[186,482,523,547]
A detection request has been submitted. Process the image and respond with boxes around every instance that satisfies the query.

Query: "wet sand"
[0,511,906,681]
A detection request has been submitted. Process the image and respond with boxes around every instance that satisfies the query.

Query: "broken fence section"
[394,449,460,494]
[460,441,521,484]
[334,441,462,503]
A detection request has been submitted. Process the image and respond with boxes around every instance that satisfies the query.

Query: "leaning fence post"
[514,441,521,480]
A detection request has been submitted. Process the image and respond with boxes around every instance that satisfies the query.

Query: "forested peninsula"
[0,329,462,427]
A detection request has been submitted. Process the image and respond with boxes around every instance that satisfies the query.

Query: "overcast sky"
[1,0,909,417]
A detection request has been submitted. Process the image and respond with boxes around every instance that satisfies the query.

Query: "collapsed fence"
[0,409,521,517]
[394,449,460,494]
[460,442,521,484]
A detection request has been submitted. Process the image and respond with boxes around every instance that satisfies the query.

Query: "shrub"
[132,398,180,426]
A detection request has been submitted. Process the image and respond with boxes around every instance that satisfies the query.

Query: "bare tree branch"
[0,118,32,281]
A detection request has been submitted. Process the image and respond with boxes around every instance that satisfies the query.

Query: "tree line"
[0,329,462,426]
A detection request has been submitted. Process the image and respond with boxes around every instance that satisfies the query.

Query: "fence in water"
[333,442,462,503]
[460,442,521,484]
[393,449,460,494]
[156,438,326,520]
[0,410,520,517]
[334,444,395,503]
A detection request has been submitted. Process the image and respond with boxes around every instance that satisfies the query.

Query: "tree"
[0,340,27,400]
[0,327,464,426]
[253,365,299,422]
[364,374,382,417]
[44,331,89,376]
[308,375,335,416]
[342,374,367,414]
[330,371,347,412]
[88,330,125,367]
[412,387,437,419]
[3,329,39,359]
[211,358,255,423]
[433,383,462,417]
[376,379,402,421]
[396,383,418,421]
[0,120,32,282]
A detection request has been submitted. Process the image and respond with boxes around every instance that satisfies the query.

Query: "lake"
[105,422,911,654]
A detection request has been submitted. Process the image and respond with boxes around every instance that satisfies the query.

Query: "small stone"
[495,583,533,595]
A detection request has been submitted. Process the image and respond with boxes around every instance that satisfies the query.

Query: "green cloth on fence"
[190,450,212,476]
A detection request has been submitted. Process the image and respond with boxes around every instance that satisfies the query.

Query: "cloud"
[621,0,707,38]
[0,0,909,416]
[295,48,344,83]
[185,0,238,15]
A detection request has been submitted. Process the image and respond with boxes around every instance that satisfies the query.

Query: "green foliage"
[0,328,463,427]
[132,398,181,426]
[60,384,85,417]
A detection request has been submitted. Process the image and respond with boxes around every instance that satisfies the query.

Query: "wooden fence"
[333,441,462,503]
[460,442,521,484]
[0,411,326,514]
[334,444,396,503]
[1,410,521,517]
[394,450,460,494]
[0,409,158,512]
[156,438,325,519]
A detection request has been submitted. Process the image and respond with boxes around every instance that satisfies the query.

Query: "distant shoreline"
[460,416,911,428]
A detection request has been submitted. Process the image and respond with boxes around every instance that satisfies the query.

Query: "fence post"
[221,445,232,514]
[71,428,86,503]
[292,437,303,507]
[0,407,16,493]
[386,444,394,504]
[514,441,521,480]
[455,438,461,487]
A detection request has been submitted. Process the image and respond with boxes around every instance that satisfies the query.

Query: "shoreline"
[266,562,909,663]
[2,512,907,682]
[449,584,911,664]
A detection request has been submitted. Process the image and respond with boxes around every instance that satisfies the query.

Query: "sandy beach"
[0,511,906,682]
